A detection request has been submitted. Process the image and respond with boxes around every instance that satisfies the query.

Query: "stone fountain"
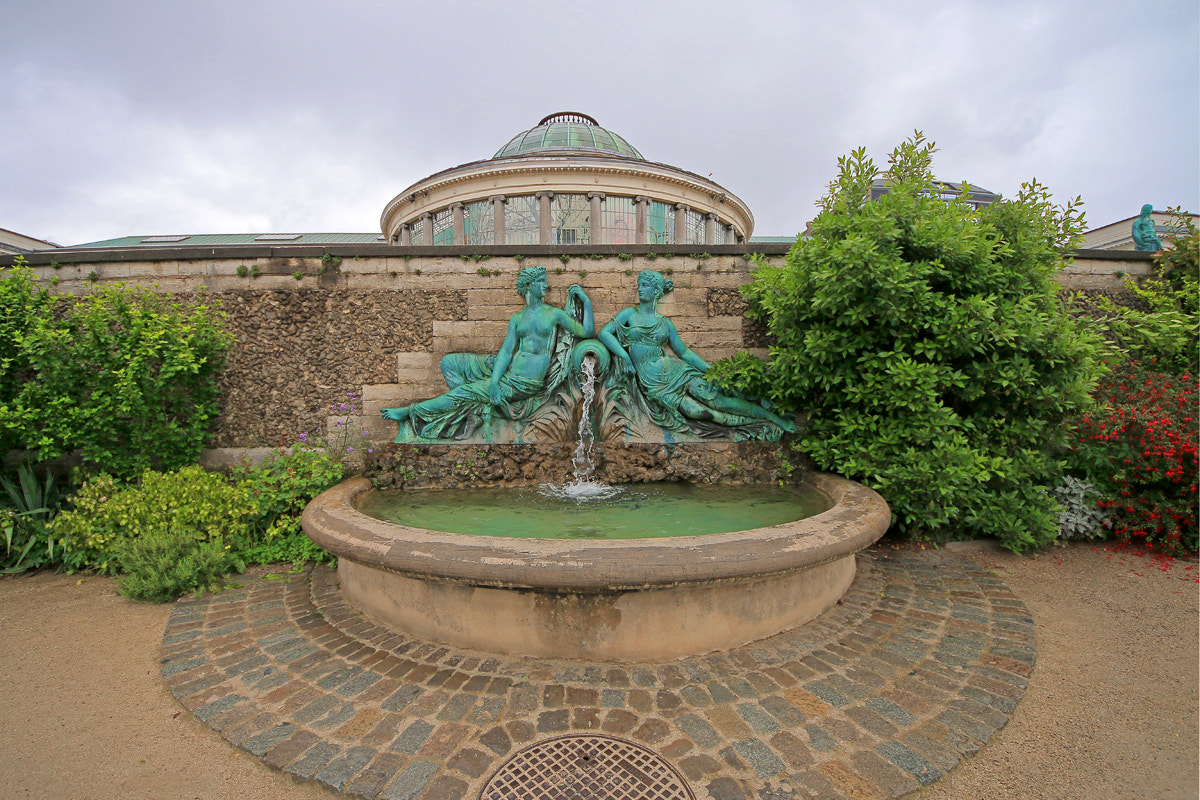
[303,267,890,661]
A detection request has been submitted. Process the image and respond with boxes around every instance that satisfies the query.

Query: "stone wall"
[206,288,465,447]
[365,441,800,488]
[2,243,1155,459]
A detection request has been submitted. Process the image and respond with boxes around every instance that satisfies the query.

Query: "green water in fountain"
[357,482,829,540]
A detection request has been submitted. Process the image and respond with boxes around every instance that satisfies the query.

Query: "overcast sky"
[3,0,1197,246]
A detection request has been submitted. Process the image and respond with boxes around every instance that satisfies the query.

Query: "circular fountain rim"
[302,473,890,593]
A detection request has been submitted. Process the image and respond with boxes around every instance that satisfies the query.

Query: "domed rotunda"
[380,112,753,247]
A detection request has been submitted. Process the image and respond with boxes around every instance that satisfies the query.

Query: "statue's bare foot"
[771,413,798,434]
[381,406,410,422]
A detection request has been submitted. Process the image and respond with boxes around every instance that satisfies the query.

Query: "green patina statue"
[381,266,594,440]
[598,270,797,441]
[1132,204,1163,251]
[381,267,795,443]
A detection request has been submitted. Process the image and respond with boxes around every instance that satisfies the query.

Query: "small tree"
[711,134,1104,551]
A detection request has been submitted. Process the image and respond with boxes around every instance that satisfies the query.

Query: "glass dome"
[493,112,644,160]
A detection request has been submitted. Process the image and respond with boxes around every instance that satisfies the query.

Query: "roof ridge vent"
[538,111,598,126]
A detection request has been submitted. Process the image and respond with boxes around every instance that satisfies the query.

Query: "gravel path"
[0,541,1195,800]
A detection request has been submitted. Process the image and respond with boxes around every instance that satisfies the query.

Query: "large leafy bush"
[711,134,1104,551]
[0,259,232,479]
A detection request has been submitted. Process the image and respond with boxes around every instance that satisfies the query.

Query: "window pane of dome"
[603,196,636,245]
[568,125,593,148]
[713,222,727,245]
[505,196,539,245]
[408,218,424,244]
[543,125,570,148]
[465,200,494,245]
[592,129,616,152]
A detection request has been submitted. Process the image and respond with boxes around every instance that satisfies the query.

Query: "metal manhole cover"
[479,734,696,800]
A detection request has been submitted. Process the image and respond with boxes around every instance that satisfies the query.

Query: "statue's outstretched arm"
[598,311,635,377]
[573,285,595,337]
[558,285,595,338]
[666,318,710,373]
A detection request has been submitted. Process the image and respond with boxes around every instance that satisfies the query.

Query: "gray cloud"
[3,0,1196,245]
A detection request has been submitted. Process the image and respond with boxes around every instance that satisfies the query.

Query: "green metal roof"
[493,112,644,161]
[68,232,386,249]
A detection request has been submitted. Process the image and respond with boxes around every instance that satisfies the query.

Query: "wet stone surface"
[162,550,1035,800]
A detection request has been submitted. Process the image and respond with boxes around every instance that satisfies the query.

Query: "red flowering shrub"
[1070,360,1198,555]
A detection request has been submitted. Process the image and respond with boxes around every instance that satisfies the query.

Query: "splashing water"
[540,353,623,501]
[572,353,597,481]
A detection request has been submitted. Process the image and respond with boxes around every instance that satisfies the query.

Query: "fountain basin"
[302,473,890,661]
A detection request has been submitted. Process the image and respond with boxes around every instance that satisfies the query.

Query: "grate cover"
[479,734,695,800]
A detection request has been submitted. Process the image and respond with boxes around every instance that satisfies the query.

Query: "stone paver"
[162,550,1035,799]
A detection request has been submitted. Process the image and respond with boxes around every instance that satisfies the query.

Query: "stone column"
[705,213,718,246]
[490,195,506,246]
[675,204,689,245]
[420,213,433,246]
[635,196,649,245]
[536,191,554,245]
[726,223,737,245]
[451,203,466,245]
[588,192,605,245]
[399,225,411,246]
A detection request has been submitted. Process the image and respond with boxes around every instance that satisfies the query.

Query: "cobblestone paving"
[161,550,1035,800]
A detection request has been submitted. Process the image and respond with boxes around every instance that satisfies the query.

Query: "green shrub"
[1154,206,1199,286]
[51,466,257,572]
[230,445,343,565]
[47,448,339,584]
[112,528,242,602]
[1078,207,1199,373]
[0,264,232,479]
[0,261,54,448]
[1076,265,1198,374]
[710,133,1104,552]
[239,514,331,566]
